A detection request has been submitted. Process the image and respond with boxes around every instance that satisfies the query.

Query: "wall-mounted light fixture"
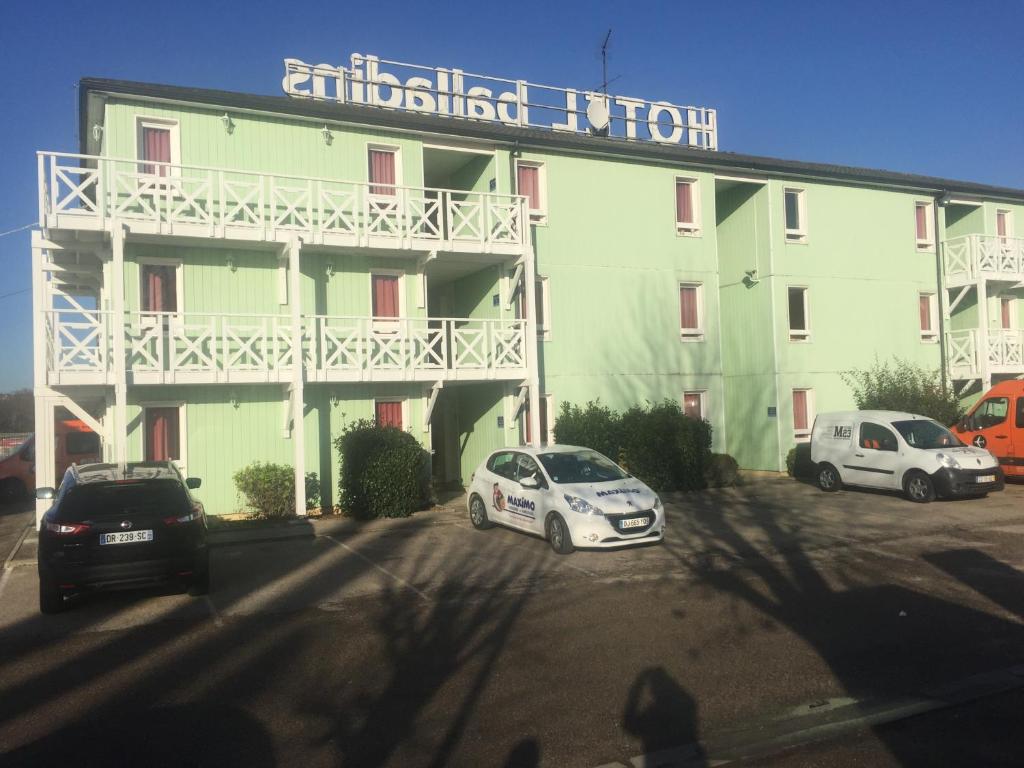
[325,262,335,280]
[321,125,333,146]
[229,390,240,409]
[221,113,235,135]
[226,255,237,272]
[91,124,104,142]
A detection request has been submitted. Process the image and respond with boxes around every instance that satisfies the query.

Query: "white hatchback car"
[466,445,664,554]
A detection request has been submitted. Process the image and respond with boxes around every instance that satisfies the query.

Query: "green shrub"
[552,400,621,460]
[841,357,964,426]
[704,453,741,487]
[786,443,815,479]
[234,463,319,519]
[335,419,431,520]
[553,399,712,492]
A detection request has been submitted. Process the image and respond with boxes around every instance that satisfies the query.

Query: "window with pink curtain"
[1002,298,1013,329]
[372,275,399,318]
[375,401,403,429]
[141,265,177,313]
[919,295,932,332]
[676,181,694,225]
[793,390,808,432]
[368,149,397,195]
[997,211,1008,239]
[679,285,699,331]
[915,204,929,241]
[145,407,180,462]
[683,393,702,420]
[141,126,171,176]
[517,164,540,211]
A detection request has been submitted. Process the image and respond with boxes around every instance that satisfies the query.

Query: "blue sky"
[1,0,1021,391]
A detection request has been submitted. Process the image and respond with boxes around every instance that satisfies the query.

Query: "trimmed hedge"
[786,443,815,479]
[841,357,964,426]
[553,399,718,492]
[335,419,432,519]
[234,462,320,519]
[704,453,741,488]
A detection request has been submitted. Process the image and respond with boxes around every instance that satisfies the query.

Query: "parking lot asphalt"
[1,478,1023,767]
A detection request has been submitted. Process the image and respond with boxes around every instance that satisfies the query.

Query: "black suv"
[37,462,209,613]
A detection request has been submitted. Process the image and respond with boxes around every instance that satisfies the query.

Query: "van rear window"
[59,480,188,522]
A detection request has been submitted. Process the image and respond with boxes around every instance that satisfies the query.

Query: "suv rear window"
[59,480,189,522]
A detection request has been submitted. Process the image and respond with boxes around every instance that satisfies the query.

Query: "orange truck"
[951,380,1024,479]
[0,420,101,502]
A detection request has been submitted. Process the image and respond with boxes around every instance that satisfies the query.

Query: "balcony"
[44,310,528,386]
[947,328,1024,380]
[37,152,526,256]
[943,234,1024,287]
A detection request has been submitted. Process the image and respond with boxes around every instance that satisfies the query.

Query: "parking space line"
[451,521,598,577]
[203,595,224,627]
[0,567,12,604]
[323,534,432,603]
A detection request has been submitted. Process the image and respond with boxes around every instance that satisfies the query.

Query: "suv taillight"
[44,521,90,536]
[163,505,203,525]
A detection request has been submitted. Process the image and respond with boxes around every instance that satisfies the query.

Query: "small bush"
[841,357,964,426]
[335,420,431,520]
[786,443,815,479]
[552,400,621,460]
[704,453,741,487]
[234,463,319,519]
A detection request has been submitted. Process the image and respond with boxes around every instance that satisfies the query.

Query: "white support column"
[111,226,128,465]
[288,237,307,516]
[977,278,991,390]
[33,397,56,528]
[32,235,55,527]
[521,209,542,446]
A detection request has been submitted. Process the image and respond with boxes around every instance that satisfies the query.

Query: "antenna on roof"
[588,29,614,136]
[600,28,613,95]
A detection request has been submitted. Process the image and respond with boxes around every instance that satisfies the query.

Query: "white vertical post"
[521,201,542,446]
[288,237,307,515]
[977,275,991,390]
[32,234,55,527]
[111,226,128,465]
[37,153,47,227]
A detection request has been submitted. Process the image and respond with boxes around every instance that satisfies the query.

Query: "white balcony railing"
[44,310,527,385]
[943,234,1024,285]
[946,328,1024,380]
[37,152,526,254]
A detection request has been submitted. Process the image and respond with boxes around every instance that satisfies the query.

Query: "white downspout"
[288,237,307,515]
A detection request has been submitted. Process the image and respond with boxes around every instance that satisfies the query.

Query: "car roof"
[492,444,601,457]
[816,410,932,423]
[72,462,182,485]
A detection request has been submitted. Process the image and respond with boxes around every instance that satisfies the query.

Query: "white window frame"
[535,275,551,340]
[678,282,705,342]
[674,177,702,237]
[373,397,410,432]
[915,200,935,251]
[682,390,706,420]
[783,188,808,243]
[136,256,184,322]
[369,269,406,331]
[140,401,188,472]
[135,117,181,176]
[792,388,814,442]
[514,159,547,224]
[919,292,938,342]
[366,142,403,191]
[787,286,811,342]
[996,209,1014,242]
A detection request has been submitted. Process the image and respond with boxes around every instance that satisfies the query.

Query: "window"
[513,453,546,487]
[784,188,807,242]
[374,400,404,429]
[487,451,517,479]
[144,406,182,462]
[371,274,401,318]
[859,422,898,452]
[919,292,938,341]
[675,178,701,235]
[973,397,1009,430]
[679,283,704,340]
[1016,397,1024,429]
[524,394,554,446]
[368,146,399,195]
[140,263,179,314]
[66,431,100,456]
[997,209,1013,242]
[683,391,705,420]
[792,389,814,440]
[515,161,546,222]
[136,118,179,176]
[915,201,934,250]
[788,287,810,341]
[1001,296,1014,330]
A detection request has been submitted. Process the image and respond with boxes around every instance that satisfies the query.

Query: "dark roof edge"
[78,77,1024,202]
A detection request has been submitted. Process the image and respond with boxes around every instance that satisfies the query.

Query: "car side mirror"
[35,487,56,500]
[520,475,540,490]
[185,477,202,489]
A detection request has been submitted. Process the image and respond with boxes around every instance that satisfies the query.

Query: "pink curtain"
[372,275,399,317]
[919,295,931,332]
[915,205,928,240]
[997,212,1007,238]
[517,165,539,211]
[142,266,177,312]
[146,408,180,461]
[142,127,171,176]
[793,391,808,432]
[375,401,403,429]
[676,181,693,224]
[1002,298,1012,329]
[679,286,698,330]
[683,394,702,419]
[369,150,396,195]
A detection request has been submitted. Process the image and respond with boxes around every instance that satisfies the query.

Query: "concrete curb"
[208,520,316,548]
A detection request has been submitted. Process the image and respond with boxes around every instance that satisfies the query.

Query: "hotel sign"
[282,54,718,150]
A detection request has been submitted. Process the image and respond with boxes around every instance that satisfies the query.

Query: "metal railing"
[38,151,526,252]
[946,327,1024,379]
[943,234,1024,284]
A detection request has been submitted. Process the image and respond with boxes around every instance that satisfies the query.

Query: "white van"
[810,410,1004,502]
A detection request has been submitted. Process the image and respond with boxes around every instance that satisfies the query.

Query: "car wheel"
[39,575,66,614]
[469,494,493,530]
[0,478,26,504]
[817,463,842,492]
[188,552,210,596]
[904,470,935,503]
[546,512,575,555]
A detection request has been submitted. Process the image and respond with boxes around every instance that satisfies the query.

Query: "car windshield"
[537,450,629,484]
[892,420,964,450]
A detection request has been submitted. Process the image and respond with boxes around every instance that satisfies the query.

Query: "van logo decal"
[972,435,987,448]
[505,494,536,519]
[832,426,852,439]
[491,483,506,513]
[596,488,642,497]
